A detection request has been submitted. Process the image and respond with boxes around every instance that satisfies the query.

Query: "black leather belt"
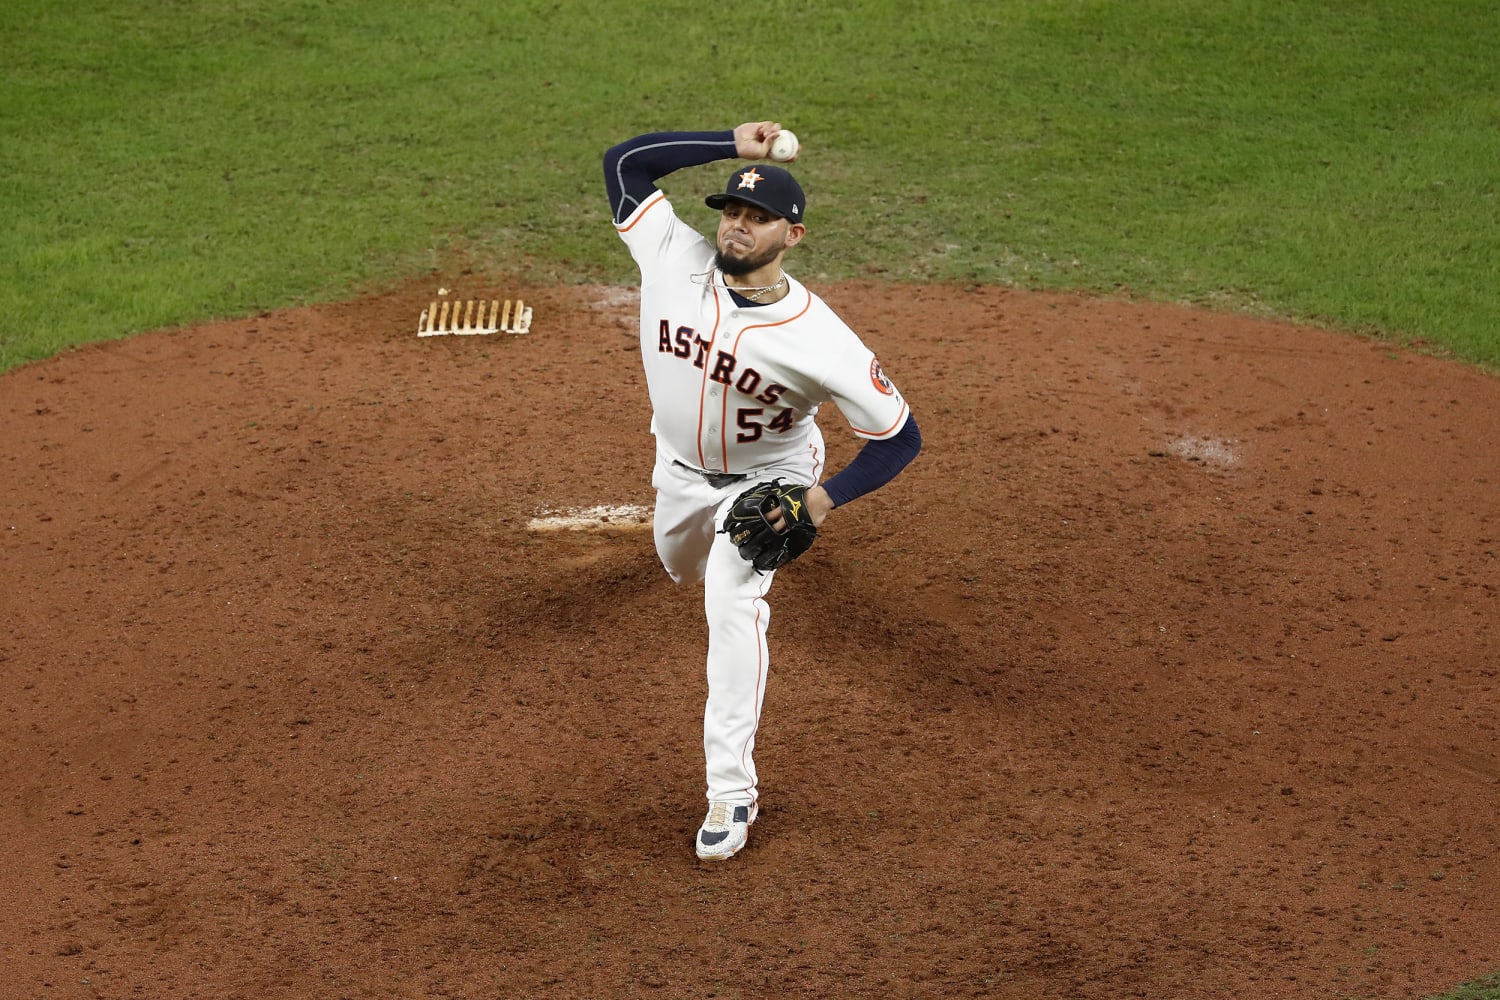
[674,460,748,489]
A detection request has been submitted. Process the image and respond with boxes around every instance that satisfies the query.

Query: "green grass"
[1430,971,1500,1000]
[2,3,1498,996]
[2,0,1497,373]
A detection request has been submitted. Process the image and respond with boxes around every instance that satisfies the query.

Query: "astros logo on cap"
[736,168,763,191]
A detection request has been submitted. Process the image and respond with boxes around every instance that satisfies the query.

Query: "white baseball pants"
[650,453,782,808]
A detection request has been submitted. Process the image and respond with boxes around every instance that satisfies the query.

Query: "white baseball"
[769,130,799,162]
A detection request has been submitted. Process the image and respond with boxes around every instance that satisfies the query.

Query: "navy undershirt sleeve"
[821,414,922,508]
[604,130,737,225]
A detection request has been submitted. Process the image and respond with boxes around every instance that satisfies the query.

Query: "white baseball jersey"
[615,189,910,479]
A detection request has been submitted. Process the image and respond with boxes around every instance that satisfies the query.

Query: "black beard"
[714,246,779,277]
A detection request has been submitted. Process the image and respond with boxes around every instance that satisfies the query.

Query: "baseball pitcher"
[603,121,922,860]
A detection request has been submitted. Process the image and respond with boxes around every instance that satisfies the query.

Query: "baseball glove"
[720,478,818,573]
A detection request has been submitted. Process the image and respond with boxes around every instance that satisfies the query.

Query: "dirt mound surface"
[4,281,1497,998]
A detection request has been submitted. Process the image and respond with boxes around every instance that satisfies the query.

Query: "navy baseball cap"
[705,164,805,224]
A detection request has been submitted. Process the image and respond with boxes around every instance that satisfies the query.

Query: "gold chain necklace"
[730,271,786,302]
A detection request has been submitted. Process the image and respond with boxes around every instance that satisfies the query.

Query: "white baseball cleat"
[695,800,759,861]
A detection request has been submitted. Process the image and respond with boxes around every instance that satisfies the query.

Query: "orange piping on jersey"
[716,288,816,469]
[719,403,730,469]
[726,288,814,354]
[695,285,725,469]
[615,190,667,233]
[849,400,911,439]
